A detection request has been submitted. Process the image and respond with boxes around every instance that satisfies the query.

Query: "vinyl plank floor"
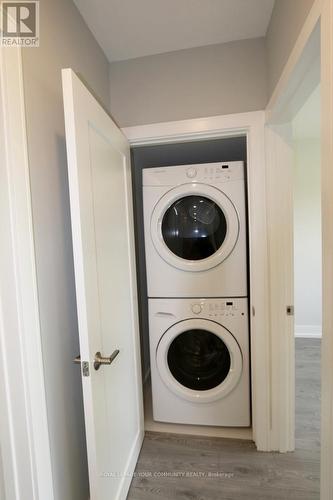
[127,338,320,500]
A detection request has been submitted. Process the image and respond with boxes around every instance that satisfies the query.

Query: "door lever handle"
[94,350,120,371]
[73,355,81,364]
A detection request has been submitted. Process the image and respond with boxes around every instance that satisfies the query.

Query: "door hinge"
[286,305,294,316]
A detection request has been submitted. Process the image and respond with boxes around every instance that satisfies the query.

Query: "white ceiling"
[74,0,275,62]
[293,85,321,140]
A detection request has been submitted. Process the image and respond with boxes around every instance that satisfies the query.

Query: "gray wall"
[266,0,315,98]
[109,38,267,127]
[292,85,321,336]
[109,1,317,126]
[293,137,321,335]
[21,0,110,498]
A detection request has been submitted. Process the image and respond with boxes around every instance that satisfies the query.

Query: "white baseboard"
[295,324,322,338]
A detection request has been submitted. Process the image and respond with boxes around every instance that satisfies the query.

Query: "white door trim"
[264,124,295,452]
[123,111,264,145]
[320,0,333,498]
[123,111,271,451]
[0,46,54,499]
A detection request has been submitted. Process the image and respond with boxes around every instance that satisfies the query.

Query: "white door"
[62,68,144,500]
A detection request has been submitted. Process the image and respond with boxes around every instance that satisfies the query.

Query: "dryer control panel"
[143,161,244,186]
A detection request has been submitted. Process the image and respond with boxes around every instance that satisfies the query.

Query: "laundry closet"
[131,136,252,439]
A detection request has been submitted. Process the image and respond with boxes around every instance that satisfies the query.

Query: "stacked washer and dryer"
[142,161,250,427]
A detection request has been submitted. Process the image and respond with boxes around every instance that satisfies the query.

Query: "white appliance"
[149,297,250,427]
[143,161,247,298]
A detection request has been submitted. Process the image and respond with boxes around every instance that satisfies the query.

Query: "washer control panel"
[143,161,244,186]
[190,299,246,318]
[150,298,248,323]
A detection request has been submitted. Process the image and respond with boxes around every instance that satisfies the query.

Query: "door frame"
[266,0,333,497]
[123,111,271,451]
[265,0,322,454]
[0,45,54,498]
[320,1,333,497]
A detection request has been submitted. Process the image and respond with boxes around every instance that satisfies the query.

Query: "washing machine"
[143,161,247,298]
[148,297,250,427]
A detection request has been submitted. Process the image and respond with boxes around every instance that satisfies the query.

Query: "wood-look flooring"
[127,338,320,500]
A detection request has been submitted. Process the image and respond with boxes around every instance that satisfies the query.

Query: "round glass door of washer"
[151,184,239,272]
[156,319,242,403]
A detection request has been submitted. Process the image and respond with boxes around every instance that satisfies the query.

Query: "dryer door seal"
[156,318,243,403]
[150,183,239,272]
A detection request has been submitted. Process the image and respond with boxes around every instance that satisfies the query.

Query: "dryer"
[148,297,250,427]
[143,161,247,298]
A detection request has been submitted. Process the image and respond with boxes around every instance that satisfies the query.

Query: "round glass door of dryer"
[156,319,243,403]
[151,184,239,272]
[161,196,227,261]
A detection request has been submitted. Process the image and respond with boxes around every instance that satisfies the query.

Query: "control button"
[191,303,202,314]
[186,167,197,179]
